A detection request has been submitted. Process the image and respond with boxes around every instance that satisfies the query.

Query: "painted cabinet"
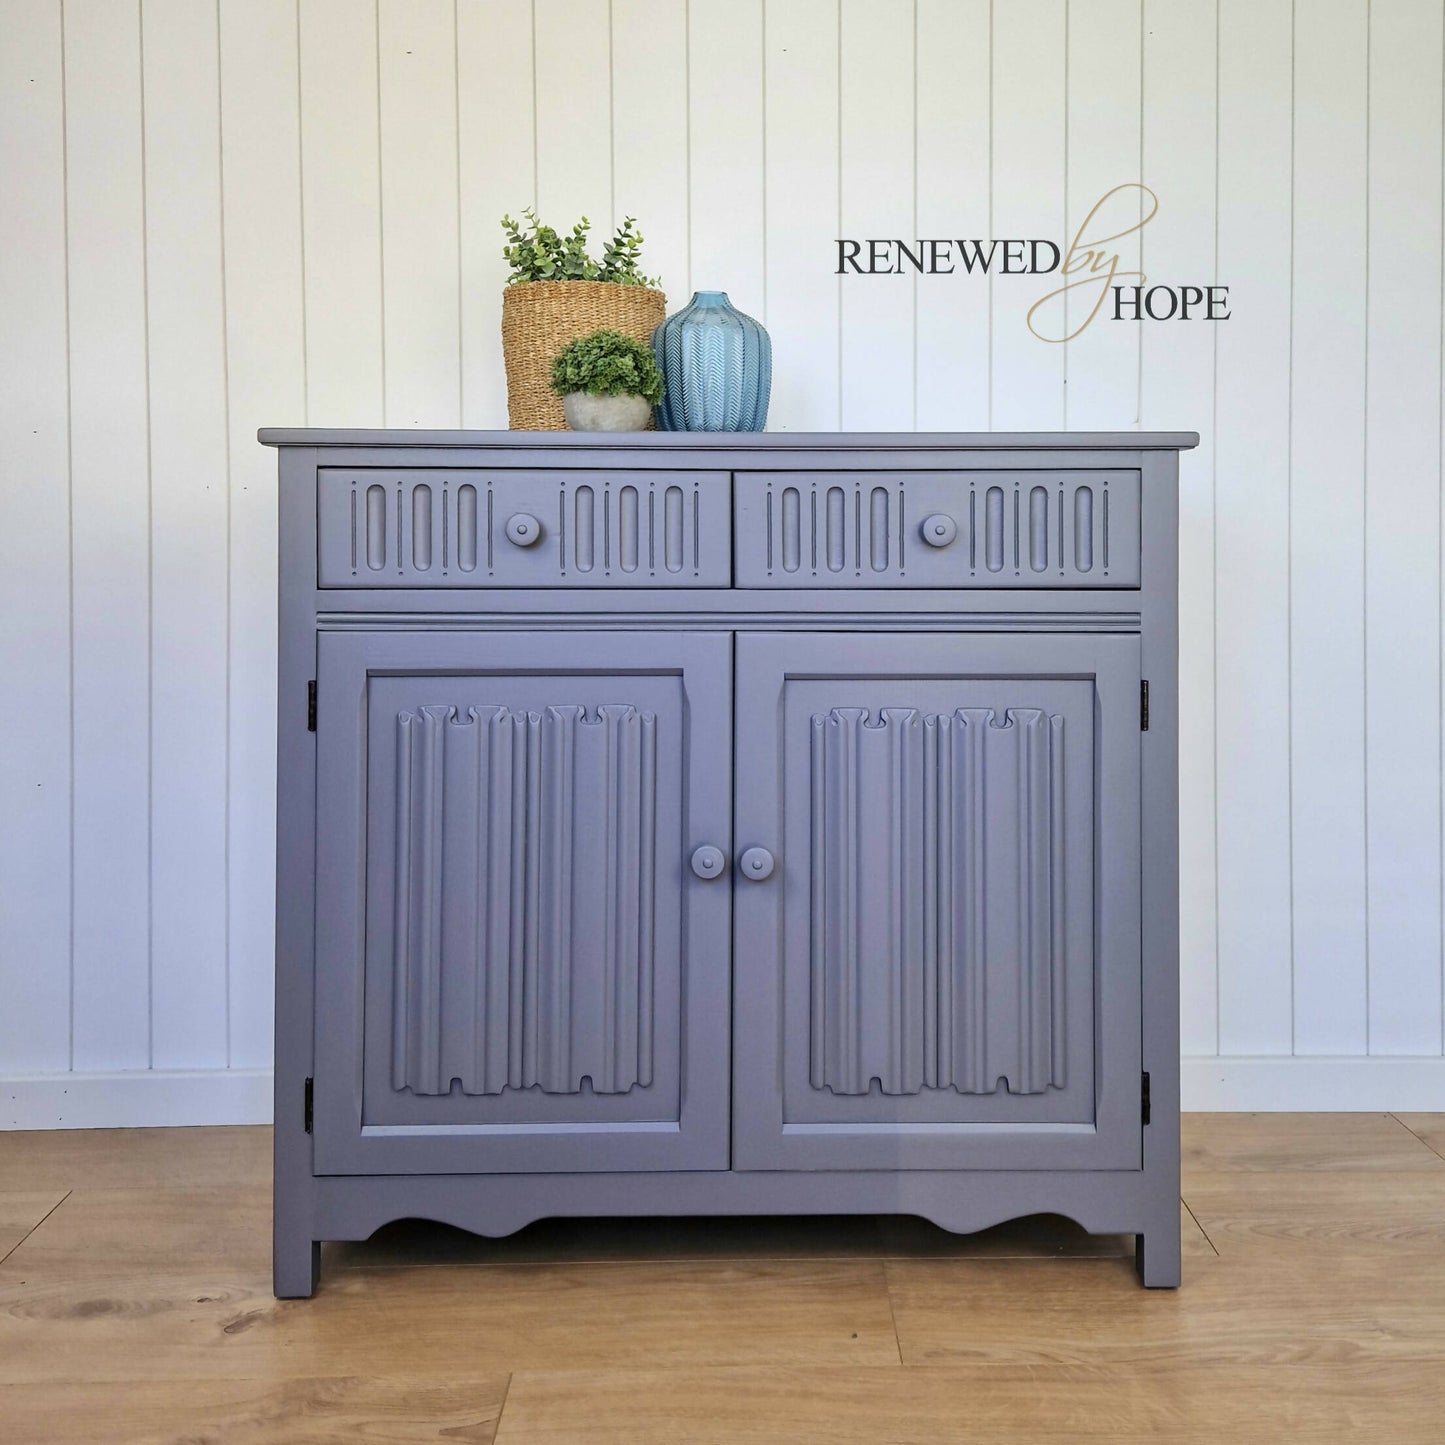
[264,429,1194,1299]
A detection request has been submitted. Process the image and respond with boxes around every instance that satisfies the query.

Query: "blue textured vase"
[652,291,771,432]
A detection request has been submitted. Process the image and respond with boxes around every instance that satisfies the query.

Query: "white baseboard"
[3,1058,1442,1129]
[1181,1055,1445,1111]
[0,1069,273,1129]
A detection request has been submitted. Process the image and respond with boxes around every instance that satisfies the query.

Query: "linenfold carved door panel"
[732,632,1141,1171]
[805,703,1077,1103]
[313,630,731,1175]
[385,701,660,1102]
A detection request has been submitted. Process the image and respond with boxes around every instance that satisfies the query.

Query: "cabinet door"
[313,630,731,1174]
[733,632,1141,1171]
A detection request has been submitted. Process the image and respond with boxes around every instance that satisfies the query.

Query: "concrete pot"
[561,391,652,432]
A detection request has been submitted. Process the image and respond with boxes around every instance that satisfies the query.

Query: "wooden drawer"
[318,468,731,587]
[733,470,1140,588]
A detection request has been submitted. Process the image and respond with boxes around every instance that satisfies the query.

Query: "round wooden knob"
[920,514,957,547]
[690,845,726,880]
[505,513,543,547]
[739,847,775,881]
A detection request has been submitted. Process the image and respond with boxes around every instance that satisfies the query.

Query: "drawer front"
[734,470,1140,588]
[319,468,731,587]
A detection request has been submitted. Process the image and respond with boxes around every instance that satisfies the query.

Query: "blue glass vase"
[652,291,771,432]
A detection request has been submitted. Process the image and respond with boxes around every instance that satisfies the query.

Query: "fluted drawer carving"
[317,468,730,587]
[809,706,1067,1098]
[735,470,1140,588]
[392,702,658,1097]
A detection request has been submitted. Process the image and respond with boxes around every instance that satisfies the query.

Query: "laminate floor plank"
[1180,1199,1218,1256]
[3,1185,271,1280]
[1183,1168,1445,1254]
[1182,1112,1441,1172]
[885,1252,1445,1367]
[1395,1113,1445,1162]
[492,1361,1445,1445]
[0,1257,900,1385]
[0,1191,68,1263]
[0,1373,508,1444]
[0,1127,270,1193]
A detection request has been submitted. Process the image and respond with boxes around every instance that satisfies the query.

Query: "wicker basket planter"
[501,280,666,430]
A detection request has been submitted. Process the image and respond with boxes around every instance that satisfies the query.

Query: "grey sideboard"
[261,427,1196,1298]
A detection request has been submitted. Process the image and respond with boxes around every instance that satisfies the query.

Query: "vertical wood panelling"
[298,0,384,424]
[1140,0,1219,1056]
[534,0,611,233]
[0,0,72,1073]
[1212,0,1294,1056]
[1289,0,1368,1055]
[378,0,461,427]
[63,0,151,1070]
[914,0,989,431]
[612,0,689,313]
[763,0,839,430]
[6,0,1445,1112]
[838,0,914,428]
[219,0,305,1068]
[1365,0,1444,1055]
[688,0,765,317]
[990,0,1066,429]
[1062,0,1141,429]
[142,0,230,1068]
[457,0,534,428]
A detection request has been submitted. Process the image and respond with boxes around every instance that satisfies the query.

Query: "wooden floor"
[1,1115,1444,1442]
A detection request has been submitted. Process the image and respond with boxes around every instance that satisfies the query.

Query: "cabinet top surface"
[258,427,1199,452]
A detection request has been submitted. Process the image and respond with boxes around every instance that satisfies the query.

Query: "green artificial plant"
[501,209,657,286]
[549,329,665,407]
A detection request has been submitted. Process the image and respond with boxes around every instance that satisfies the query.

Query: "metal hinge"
[1140,679,1150,731]
[304,1077,314,1134]
[1141,1071,1152,1126]
[306,680,317,732]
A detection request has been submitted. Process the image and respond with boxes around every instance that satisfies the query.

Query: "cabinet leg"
[274,1236,321,1299]
[1134,1224,1181,1289]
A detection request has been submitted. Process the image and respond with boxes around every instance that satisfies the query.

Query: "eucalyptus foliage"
[501,209,658,286]
[549,329,665,406]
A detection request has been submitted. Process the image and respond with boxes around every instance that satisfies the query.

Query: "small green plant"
[597,216,651,284]
[501,208,657,286]
[550,329,665,406]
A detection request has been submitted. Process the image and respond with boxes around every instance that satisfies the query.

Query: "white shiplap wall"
[2,0,1443,1125]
